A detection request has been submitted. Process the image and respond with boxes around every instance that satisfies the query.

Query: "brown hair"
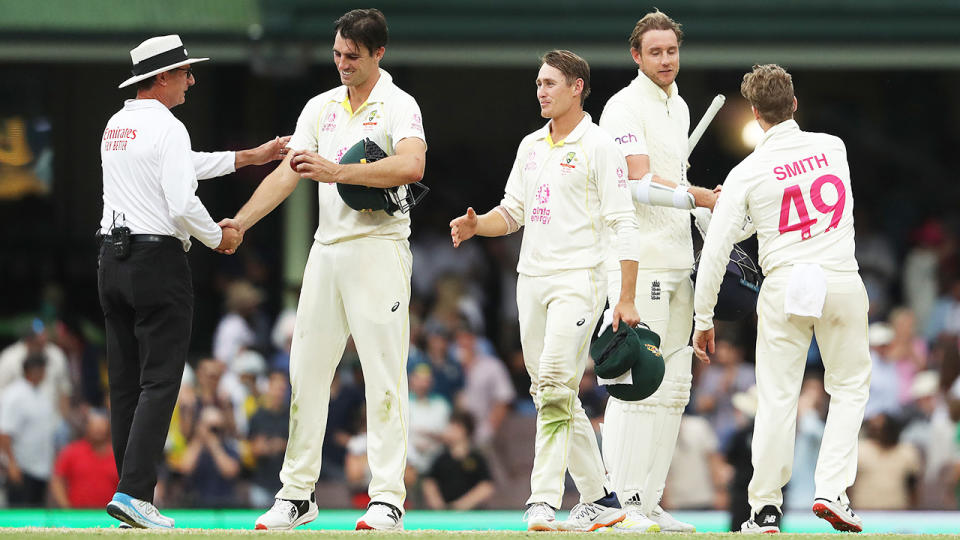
[740,64,796,125]
[629,10,683,51]
[540,49,591,105]
[334,8,388,55]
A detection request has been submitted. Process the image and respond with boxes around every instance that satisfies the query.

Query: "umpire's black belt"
[99,234,181,248]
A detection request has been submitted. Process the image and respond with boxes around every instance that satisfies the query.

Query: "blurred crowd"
[2,215,960,522]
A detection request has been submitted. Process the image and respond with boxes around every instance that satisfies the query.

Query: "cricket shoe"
[356,501,403,530]
[557,492,626,532]
[255,492,318,530]
[812,497,863,532]
[649,504,695,532]
[741,504,781,533]
[608,505,660,533]
[523,502,557,531]
[106,492,175,529]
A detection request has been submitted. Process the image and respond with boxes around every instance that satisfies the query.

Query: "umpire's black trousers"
[97,237,192,502]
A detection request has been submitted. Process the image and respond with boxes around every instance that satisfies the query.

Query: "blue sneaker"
[106,492,175,529]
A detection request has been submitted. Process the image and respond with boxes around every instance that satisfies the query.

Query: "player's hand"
[690,186,719,211]
[289,150,338,183]
[612,299,641,331]
[449,207,479,248]
[243,135,293,166]
[215,223,243,255]
[692,327,715,363]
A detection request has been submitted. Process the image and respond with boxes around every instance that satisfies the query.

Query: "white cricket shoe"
[106,492,175,529]
[523,502,557,531]
[610,504,660,533]
[557,493,625,532]
[355,501,403,530]
[741,504,781,534]
[254,494,318,530]
[812,497,863,533]
[649,504,696,532]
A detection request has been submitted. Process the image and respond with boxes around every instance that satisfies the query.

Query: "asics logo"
[391,302,400,312]
[576,318,586,326]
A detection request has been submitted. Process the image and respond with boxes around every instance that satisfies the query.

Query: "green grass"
[0,531,958,539]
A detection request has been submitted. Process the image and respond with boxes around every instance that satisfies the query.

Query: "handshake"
[214,218,244,255]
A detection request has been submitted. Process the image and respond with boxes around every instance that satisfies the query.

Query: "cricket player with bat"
[692,64,869,534]
[597,10,721,532]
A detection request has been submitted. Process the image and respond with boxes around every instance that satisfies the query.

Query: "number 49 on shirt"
[779,174,846,240]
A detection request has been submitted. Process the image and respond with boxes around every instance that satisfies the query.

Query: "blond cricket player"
[229,9,426,531]
[597,11,719,533]
[692,64,870,534]
[450,50,640,533]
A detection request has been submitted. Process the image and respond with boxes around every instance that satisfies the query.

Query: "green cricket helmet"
[590,321,665,402]
[336,138,429,215]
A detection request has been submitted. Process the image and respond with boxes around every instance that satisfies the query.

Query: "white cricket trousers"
[604,267,693,512]
[749,268,870,514]
[277,237,412,510]
[518,268,609,509]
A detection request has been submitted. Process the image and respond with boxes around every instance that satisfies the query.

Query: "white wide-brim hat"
[118,34,208,89]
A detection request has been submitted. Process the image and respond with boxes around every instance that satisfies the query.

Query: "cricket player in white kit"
[693,64,869,534]
[450,50,639,532]
[598,11,717,532]
[230,9,426,531]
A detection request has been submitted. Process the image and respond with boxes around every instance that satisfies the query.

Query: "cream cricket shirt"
[287,69,426,244]
[100,99,232,251]
[498,113,640,277]
[693,120,858,330]
[600,70,692,271]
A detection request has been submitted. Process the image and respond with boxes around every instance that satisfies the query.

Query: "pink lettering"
[814,153,828,167]
[774,166,786,181]
[784,162,803,177]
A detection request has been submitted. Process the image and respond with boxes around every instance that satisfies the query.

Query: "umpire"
[97,35,243,529]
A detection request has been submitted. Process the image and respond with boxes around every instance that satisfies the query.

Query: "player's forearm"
[476,210,510,237]
[234,149,258,169]
[334,152,424,188]
[618,260,639,304]
[235,164,300,231]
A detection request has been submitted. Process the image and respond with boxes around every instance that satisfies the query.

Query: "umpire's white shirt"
[100,99,234,251]
[287,69,426,244]
[694,119,859,330]
[600,70,692,271]
[497,113,640,276]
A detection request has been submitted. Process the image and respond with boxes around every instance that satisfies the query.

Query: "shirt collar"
[332,68,393,116]
[631,69,678,103]
[756,118,800,148]
[535,112,592,148]
[123,98,168,111]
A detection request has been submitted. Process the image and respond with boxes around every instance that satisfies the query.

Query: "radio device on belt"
[110,211,131,260]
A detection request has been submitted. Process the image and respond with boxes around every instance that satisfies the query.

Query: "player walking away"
[234,9,427,531]
[598,10,717,533]
[450,50,639,532]
[692,64,869,534]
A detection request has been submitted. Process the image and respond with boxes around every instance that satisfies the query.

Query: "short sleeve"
[387,94,427,152]
[498,145,527,226]
[287,98,322,153]
[0,389,19,435]
[599,98,647,157]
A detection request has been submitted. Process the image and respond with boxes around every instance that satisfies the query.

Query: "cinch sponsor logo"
[614,133,637,145]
